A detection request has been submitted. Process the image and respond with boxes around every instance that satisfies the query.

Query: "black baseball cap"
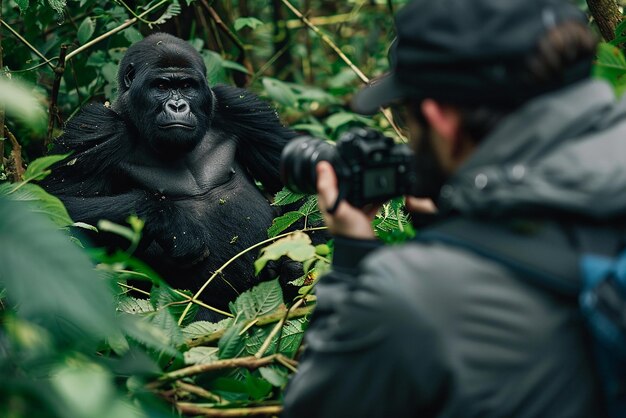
[352,0,589,115]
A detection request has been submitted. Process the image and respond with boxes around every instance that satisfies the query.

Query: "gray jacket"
[283,79,626,417]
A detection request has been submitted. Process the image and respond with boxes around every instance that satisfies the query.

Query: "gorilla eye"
[181,81,195,90]
[157,83,168,91]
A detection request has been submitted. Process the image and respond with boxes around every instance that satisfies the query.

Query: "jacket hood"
[439,79,626,220]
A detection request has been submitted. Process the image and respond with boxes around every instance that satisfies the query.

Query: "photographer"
[281,0,626,417]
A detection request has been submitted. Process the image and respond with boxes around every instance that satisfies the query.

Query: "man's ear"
[420,99,461,143]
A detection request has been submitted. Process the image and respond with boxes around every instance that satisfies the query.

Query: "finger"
[405,196,438,214]
[316,161,339,209]
[362,203,383,218]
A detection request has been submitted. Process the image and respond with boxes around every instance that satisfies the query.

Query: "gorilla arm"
[212,85,295,195]
[41,103,152,226]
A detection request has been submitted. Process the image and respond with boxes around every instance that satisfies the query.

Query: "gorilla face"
[127,67,212,153]
[116,33,214,154]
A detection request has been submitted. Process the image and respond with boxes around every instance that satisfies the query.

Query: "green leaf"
[0,198,118,340]
[182,319,232,339]
[218,322,246,359]
[150,285,198,326]
[315,244,330,256]
[148,308,185,347]
[259,366,289,387]
[0,183,72,227]
[122,27,143,44]
[23,153,70,183]
[153,0,181,25]
[325,112,372,132]
[298,195,319,217]
[118,297,155,315]
[243,370,272,400]
[262,77,298,107]
[77,17,96,45]
[118,313,179,357]
[230,279,283,320]
[273,187,307,206]
[234,17,264,31]
[73,222,98,232]
[267,211,303,238]
[291,123,327,138]
[222,59,250,74]
[255,232,316,273]
[98,219,138,246]
[47,0,66,14]
[51,361,116,418]
[15,0,29,12]
[184,346,219,365]
[0,78,47,133]
[593,43,626,95]
[202,50,227,85]
[244,318,307,358]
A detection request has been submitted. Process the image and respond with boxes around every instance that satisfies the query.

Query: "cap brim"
[350,72,409,115]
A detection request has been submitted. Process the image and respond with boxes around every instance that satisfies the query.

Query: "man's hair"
[415,21,598,143]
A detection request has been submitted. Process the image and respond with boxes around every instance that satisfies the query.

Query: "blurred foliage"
[0,0,624,416]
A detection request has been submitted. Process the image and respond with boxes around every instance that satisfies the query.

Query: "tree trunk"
[586,0,622,41]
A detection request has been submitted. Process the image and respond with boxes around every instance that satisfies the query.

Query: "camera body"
[280,128,418,207]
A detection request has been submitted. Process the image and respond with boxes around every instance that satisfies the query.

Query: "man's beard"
[412,130,448,203]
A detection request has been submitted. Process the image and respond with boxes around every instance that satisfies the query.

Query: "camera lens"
[280,136,340,194]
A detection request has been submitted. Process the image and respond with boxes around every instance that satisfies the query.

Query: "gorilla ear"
[123,63,136,89]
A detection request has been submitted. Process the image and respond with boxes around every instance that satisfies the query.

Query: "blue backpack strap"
[419,217,581,297]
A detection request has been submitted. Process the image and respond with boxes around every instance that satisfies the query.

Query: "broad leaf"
[184,346,219,365]
[182,319,232,339]
[77,17,96,45]
[0,198,118,341]
[218,322,246,359]
[272,187,307,206]
[267,211,303,238]
[255,232,316,273]
[230,279,283,320]
[0,183,72,227]
[0,78,46,133]
[118,297,155,315]
[234,17,263,31]
[23,153,70,183]
[262,77,298,107]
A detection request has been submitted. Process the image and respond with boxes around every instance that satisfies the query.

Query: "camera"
[280,128,418,208]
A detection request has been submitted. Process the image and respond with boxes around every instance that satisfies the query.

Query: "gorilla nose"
[167,99,189,114]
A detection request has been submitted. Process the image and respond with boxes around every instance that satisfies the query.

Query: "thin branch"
[5,126,24,181]
[177,226,326,326]
[201,1,246,53]
[0,19,54,69]
[285,13,353,29]
[175,403,282,417]
[587,0,622,42]
[187,304,314,348]
[280,0,406,141]
[281,0,368,83]
[46,45,68,148]
[254,298,303,358]
[174,381,223,403]
[64,0,169,63]
[0,0,4,164]
[147,354,292,389]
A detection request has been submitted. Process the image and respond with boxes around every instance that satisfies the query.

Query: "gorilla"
[42,33,297,318]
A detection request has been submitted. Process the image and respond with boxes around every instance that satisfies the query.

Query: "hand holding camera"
[280,127,426,238]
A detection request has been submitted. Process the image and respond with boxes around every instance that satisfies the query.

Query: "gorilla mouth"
[159,123,195,130]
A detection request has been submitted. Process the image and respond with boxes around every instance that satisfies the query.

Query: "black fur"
[42,33,296,319]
